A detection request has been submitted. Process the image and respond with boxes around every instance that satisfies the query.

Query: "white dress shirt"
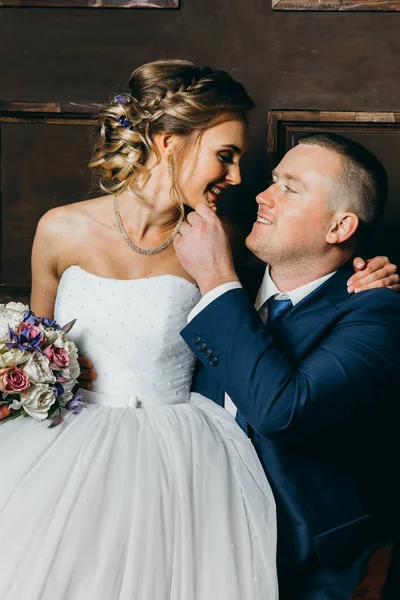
[188,266,336,419]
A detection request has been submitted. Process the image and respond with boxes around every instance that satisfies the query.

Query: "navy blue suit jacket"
[181,261,400,589]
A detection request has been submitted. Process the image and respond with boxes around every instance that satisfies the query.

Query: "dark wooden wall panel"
[0,106,95,300]
[1,0,400,300]
[1,3,400,222]
[1,120,93,282]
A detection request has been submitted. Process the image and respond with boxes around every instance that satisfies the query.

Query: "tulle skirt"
[0,392,278,600]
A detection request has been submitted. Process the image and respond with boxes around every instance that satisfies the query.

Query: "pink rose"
[0,367,30,393]
[16,323,45,346]
[44,345,70,371]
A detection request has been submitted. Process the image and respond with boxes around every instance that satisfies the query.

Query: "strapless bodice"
[54,266,201,407]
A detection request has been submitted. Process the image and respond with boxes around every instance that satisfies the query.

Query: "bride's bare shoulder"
[36,195,111,239]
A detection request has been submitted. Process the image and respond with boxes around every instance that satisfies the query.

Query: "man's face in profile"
[246,143,342,268]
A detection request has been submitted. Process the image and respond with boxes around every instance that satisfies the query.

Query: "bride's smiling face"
[175,119,248,211]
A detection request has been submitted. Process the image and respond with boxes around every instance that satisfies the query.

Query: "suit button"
[192,335,202,344]
[198,342,207,351]
[204,348,213,359]
[209,357,219,367]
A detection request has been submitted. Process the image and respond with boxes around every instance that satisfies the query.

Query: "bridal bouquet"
[0,302,84,428]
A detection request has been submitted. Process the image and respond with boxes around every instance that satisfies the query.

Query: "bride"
[0,59,396,600]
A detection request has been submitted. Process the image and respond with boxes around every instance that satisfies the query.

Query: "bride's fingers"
[78,356,93,369]
[348,265,399,292]
[79,368,97,382]
[352,275,400,293]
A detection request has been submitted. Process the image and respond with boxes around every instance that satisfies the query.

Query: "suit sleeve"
[181,287,400,440]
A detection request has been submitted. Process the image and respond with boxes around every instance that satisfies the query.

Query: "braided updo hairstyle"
[89,59,254,197]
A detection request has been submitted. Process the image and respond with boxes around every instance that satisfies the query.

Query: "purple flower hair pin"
[117,116,134,131]
[112,93,131,105]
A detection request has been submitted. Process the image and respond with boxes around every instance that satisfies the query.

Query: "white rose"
[1,302,29,313]
[65,341,80,377]
[58,341,80,404]
[42,328,63,346]
[10,383,57,421]
[23,353,56,384]
[0,345,29,368]
[0,303,28,339]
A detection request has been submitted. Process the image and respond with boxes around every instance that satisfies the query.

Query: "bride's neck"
[117,186,181,237]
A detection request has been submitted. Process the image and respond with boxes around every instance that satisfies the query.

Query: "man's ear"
[326,212,359,245]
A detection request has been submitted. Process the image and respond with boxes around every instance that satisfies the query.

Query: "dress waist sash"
[83,388,191,408]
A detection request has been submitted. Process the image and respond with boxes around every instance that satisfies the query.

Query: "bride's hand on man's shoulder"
[77,356,97,390]
[347,256,400,293]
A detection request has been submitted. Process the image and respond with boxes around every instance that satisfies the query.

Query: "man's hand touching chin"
[173,204,240,296]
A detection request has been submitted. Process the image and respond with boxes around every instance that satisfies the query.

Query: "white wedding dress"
[0,265,278,600]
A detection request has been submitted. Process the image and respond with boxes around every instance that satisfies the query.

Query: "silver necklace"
[113,194,183,256]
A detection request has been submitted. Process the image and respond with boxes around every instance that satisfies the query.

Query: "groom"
[174,133,400,600]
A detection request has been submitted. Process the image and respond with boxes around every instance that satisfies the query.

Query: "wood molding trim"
[267,110,400,167]
[0,0,179,7]
[272,0,400,11]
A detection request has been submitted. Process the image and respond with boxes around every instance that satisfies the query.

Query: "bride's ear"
[153,133,177,162]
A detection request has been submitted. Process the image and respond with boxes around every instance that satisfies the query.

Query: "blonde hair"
[89,59,254,202]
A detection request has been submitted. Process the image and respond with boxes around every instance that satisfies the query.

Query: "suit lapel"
[267,262,354,361]
[197,259,353,402]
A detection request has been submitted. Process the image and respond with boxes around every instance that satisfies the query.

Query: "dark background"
[1,0,400,295]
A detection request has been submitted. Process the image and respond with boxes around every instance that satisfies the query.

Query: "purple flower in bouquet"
[41,317,61,330]
[65,389,86,415]
[18,323,45,345]
[22,311,60,331]
[22,310,42,327]
[52,382,65,397]
[6,325,43,353]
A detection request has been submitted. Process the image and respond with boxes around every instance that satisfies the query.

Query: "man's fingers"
[78,356,93,369]
[81,381,92,391]
[186,211,203,226]
[195,203,219,221]
[176,221,192,237]
[79,368,97,382]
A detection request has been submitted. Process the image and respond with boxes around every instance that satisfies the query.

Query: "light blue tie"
[235,296,293,434]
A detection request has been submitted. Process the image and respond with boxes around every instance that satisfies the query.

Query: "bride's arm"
[31,207,97,390]
[30,210,61,319]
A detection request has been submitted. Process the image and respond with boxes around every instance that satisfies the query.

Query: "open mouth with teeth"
[207,184,223,203]
[257,216,274,225]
